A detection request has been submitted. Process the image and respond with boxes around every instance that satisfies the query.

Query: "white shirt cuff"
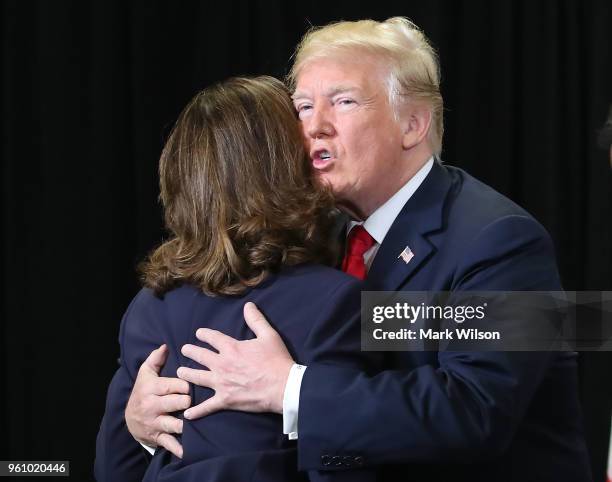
[140,441,156,455]
[282,363,307,440]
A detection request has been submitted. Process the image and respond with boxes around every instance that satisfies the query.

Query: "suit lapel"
[367,161,454,291]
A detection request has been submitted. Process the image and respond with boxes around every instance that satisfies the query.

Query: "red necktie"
[341,225,376,280]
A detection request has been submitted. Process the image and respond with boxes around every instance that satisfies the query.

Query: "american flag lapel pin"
[398,246,414,264]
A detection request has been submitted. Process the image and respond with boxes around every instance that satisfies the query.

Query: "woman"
[95,76,377,482]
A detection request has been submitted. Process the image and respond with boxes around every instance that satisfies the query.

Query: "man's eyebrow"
[292,86,360,101]
[325,86,359,97]
[291,91,309,101]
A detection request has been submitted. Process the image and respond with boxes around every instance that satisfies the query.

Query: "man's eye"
[338,98,355,105]
[296,105,312,118]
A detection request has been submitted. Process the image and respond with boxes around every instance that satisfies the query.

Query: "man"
[126,18,592,481]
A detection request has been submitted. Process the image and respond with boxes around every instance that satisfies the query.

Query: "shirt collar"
[348,157,434,244]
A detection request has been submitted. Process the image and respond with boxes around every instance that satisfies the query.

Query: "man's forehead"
[292,55,387,99]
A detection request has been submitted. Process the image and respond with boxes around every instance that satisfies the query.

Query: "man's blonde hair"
[288,17,444,155]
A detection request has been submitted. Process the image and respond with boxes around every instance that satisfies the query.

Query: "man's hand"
[125,345,191,459]
[177,302,294,420]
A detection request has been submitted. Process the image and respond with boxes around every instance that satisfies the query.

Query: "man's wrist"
[139,441,156,455]
[283,363,307,439]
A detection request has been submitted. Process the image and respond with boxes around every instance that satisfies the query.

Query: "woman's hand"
[125,345,191,458]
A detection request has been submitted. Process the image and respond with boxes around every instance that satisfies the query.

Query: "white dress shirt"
[282,157,434,439]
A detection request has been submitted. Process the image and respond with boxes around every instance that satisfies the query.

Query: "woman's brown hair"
[140,76,337,296]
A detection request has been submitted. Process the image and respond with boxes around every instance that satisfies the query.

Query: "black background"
[1,1,611,480]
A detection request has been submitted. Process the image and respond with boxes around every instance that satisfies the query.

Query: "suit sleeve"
[297,215,563,470]
[94,289,165,481]
[298,278,383,480]
[300,278,382,371]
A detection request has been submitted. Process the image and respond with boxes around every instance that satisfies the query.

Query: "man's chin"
[313,171,334,188]
[312,173,359,212]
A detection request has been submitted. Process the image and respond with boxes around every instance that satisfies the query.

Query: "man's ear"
[400,104,432,150]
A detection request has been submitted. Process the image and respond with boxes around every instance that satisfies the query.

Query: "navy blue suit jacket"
[298,161,592,481]
[95,265,379,482]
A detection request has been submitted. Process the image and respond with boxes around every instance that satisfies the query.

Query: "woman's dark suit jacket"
[95,263,377,482]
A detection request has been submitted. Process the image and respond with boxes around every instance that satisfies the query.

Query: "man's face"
[292,54,407,219]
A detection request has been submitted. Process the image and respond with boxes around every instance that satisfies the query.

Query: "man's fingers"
[181,343,219,369]
[243,302,276,338]
[154,376,190,396]
[176,367,215,388]
[142,344,168,374]
[183,396,225,420]
[156,415,184,435]
[157,433,183,459]
[194,328,236,352]
[159,394,192,413]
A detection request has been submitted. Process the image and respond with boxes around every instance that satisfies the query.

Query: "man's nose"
[306,105,335,139]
